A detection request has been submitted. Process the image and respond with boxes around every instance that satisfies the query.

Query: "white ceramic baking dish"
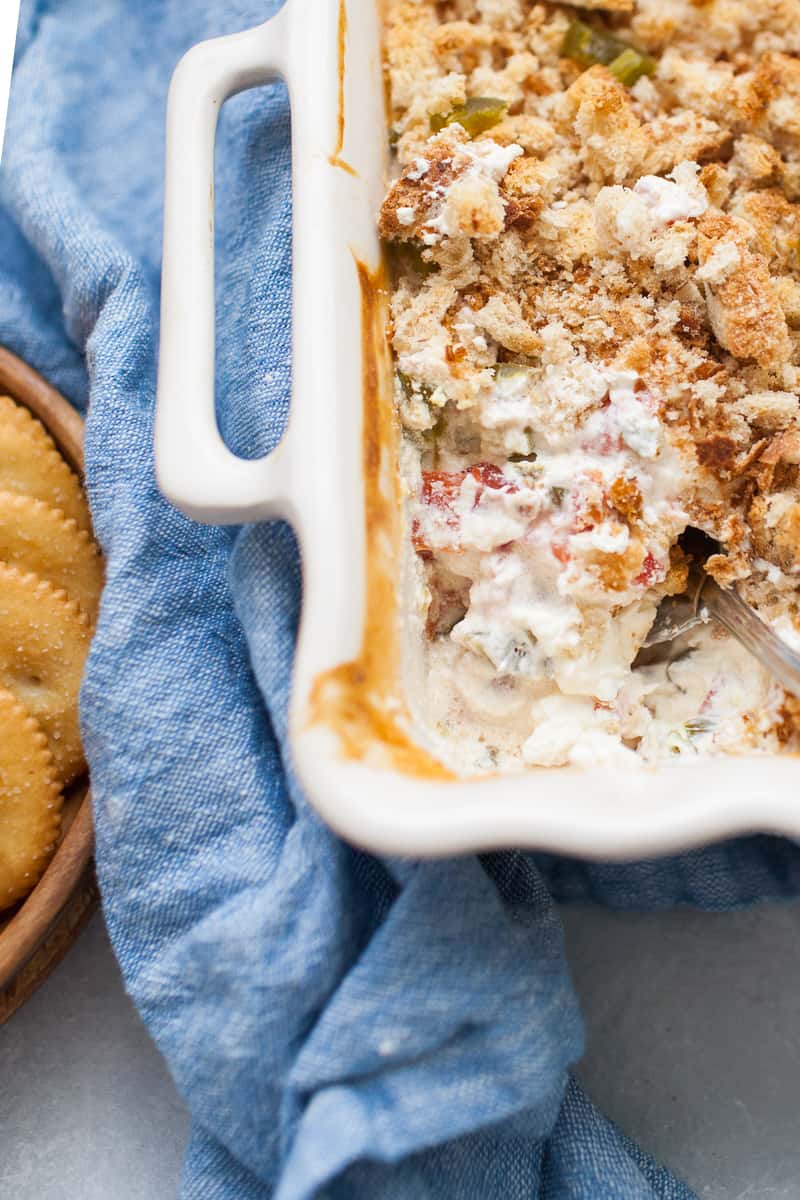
[155,0,800,860]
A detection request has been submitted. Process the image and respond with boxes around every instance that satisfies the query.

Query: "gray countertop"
[3,902,800,1199]
[564,903,800,1199]
[0,917,189,1199]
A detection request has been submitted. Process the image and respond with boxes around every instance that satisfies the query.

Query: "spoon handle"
[702,577,800,698]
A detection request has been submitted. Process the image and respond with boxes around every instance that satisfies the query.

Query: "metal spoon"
[638,556,800,697]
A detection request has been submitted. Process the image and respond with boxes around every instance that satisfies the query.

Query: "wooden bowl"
[0,347,98,1023]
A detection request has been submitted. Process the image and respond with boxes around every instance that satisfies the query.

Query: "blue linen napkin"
[3,2,800,1196]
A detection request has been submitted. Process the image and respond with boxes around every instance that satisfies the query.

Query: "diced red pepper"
[420,462,513,508]
[633,551,663,587]
[414,463,517,553]
[583,431,623,456]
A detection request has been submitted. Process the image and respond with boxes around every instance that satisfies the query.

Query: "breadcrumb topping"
[381,0,800,770]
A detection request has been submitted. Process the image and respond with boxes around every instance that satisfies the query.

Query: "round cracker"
[0,491,103,621]
[0,395,91,532]
[0,686,62,909]
[0,563,91,785]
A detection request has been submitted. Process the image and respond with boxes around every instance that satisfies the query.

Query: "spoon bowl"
[639,540,800,698]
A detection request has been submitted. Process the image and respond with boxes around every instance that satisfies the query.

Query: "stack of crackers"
[0,396,102,911]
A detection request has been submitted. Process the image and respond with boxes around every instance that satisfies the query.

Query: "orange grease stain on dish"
[329,0,358,178]
[308,260,452,780]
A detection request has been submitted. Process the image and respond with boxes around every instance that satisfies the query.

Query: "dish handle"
[155,7,295,524]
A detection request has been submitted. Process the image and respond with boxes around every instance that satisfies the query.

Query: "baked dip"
[379,0,800,771]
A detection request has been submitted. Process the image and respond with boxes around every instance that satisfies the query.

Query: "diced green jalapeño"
[430,97,508,138]
[562,19,656,87]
